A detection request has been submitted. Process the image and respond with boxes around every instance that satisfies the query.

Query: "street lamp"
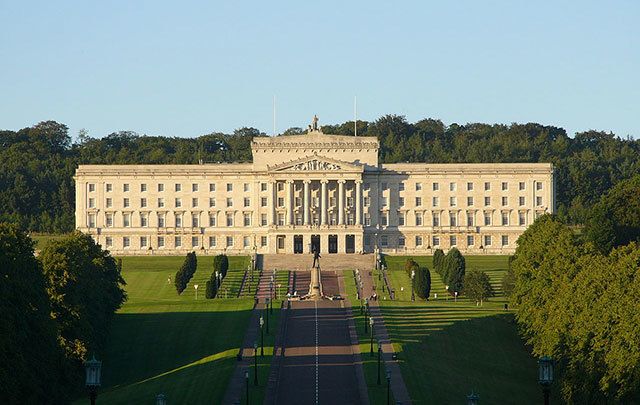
[259,316,265,357]
[244,370,249,405]
[369,317,375,356]
[265,300,270,334]
[538,356,554,405]
[253,342,258,386]
[386,370,391,405]
[155,394,167,405]
[410,269,415,301]
[84,355,102,405]
[467,392,479,405]
[377,340,382,385]
[194,283,199,300]
[215,271,219,288]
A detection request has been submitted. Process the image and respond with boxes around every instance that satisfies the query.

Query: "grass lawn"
[72,255,267,404]
[30,233,68,250]
[377,256,539,404]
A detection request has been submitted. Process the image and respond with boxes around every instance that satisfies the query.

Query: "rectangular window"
[209,214,216,227]
[432,236,440,246]
[398,236,405,247]
[227,183,233,192]
[209,183,216,192]
[88,214,96,228]
[158,215,165,228]
[140,236,148,248]
[158,198,165,208]
[432,197,439,207]
[467,235,475,246]
[364,213,371,226]
[226,213,234,227]
[415,182,422,191]
[380,235,388,247]
[106,184,112,192]
[415,236,423,246]
[192,198,198,208]
[519,182,525,191]
[106,237,113,247]
[123,184,130,192]
[502,235,509,246]
[192,236,199,248]
[89,183,95,192]
[175,215,182,228]
[484,197,490,206]
[261,197,268,207]
[209,198,216,207]
[158,183,164,192]
[415,213,422,226]
[502,196,508,206]
[536,196,543,206]
[381,212,388,226]
[415,197,422,206]
[382,197,388,207]
[519,196,525,206]
[244,183,250,192]
[209,236,216,247]
[467,182,474,191]
[261,236,268,247]
[175,183,181,192]
[398,183,405,191]
[449,182,456,191]
[123,198,130,208]
[123,237,130,248]
[364,197,370,207]
[141,183,147,192]
[158,236,165,248]
[467,213,474,226]
[140,214,148,227]
[519,212,526,226]
[484,213,491,226]
[484,235,492,246]
[175,236,182,247]
[277,213,285,226]
[398,212,405,226]
[502,182,508,191]
[244,197,250,207]
[261,214,267,226]
[88,198,95,208]
[278,197,285,207]
[261,182,267,192]
[226,236,234,247]
[450,213,457,226]
[432,212,440,226]
[277,182,284,191]
[502,212,509,226]
[106,213,113,227]
[450,197,457,207]
[484,182,491,191]
[450,235,457,246]
[381,182,387,190]
[467,196,473,206]
[243,236,250,248]
[432,182,439,191]
[192,183,198,192]
[227,198,233,207]
[398,197,405,207]
[244,213,251,226]
[123,213,130,227]
[141,198,147,208]
[536,182,543,191]
[175,198,182,208]
[192,216,199,228]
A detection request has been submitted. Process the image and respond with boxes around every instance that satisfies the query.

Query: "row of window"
[367,234,510,248]
[381,181,544,192]
[107,235,267,249]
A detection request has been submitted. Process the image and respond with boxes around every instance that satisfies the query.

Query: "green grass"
[30,233,68,249]
[377,256,539,404]
[72,255,273,404]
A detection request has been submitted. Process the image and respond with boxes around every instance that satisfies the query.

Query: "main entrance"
[345,235,355,253]
[311,235,320,254]
[328,235,338,253]
[294,235,303,254]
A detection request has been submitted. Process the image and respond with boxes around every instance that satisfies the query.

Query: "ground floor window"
[226,236,234,247]
[277,235,285,250]
[502,235,509,246]
[140,236,147,248]
[192,237,199,247]
[123,236,130,248]
[380,235,388,247]
[106,237,113,247]
[243,236,250,248]
[175,236,182,247]
[432,236,440,247]
[467,235,474,246]
[261,236,267,247]
[450,235,457,246]
[484,235,492,246]
[398,236,405,247]
[158,236,164,248]
[209,236,216,247]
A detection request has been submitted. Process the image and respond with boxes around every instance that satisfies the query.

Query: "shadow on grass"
[381,308,538,405]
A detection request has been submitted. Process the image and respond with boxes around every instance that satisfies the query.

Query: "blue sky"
[1,1,638,139]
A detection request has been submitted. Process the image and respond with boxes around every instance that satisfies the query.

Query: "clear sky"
[1,1,638,139]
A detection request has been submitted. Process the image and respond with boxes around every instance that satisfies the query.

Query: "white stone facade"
[75,128,555,255]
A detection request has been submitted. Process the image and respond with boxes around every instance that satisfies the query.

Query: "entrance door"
[294,235,304,254]
[311,235,320,254]
[345,234,355,254]
[328,235,338,254]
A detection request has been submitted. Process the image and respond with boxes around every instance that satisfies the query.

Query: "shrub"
[464,269,494,304]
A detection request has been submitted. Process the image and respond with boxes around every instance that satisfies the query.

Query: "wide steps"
[261,253,374,272]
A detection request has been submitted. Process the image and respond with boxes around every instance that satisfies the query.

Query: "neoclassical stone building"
[75,120,555,255]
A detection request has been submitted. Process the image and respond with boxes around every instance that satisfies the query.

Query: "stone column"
[338,180,345,225]
[286,180,294,225]
[303,180,310,225]
[355,180,362,225]
[270,180,277,225]
[320,180,328,225]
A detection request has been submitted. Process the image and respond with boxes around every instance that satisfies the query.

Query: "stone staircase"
[261,253,375,272]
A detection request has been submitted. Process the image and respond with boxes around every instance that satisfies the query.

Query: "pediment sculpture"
[291,159,341,171]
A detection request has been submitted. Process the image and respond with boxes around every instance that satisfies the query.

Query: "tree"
[205,280,217,299]
[0,224,67,403]
[443,248,465,293]
[432,249,445,275]
[464,270,494,305]
[175,252,197,294]
[415,266,431,300]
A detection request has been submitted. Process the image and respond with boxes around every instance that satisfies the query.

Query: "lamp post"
[364,299,369,334]
[410,269,415,302]
[265,300,270,334]
[215,271,219,288]
[155,394,167,405]
[369,317,375,356]
[84,355,102,405]
[194,283,199,300]
[259,316,264,357]
[538,356,554,405]
[467,392,479,405]
[386,370,391,405]
[244,370,249,405]
[253,342,258,386]
[377,340,382,385]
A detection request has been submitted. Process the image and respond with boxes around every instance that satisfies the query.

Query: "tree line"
[1,116,639,232]
[0,224,126,403]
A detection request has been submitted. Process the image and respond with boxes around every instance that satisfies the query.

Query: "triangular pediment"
[268,154,363,172]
